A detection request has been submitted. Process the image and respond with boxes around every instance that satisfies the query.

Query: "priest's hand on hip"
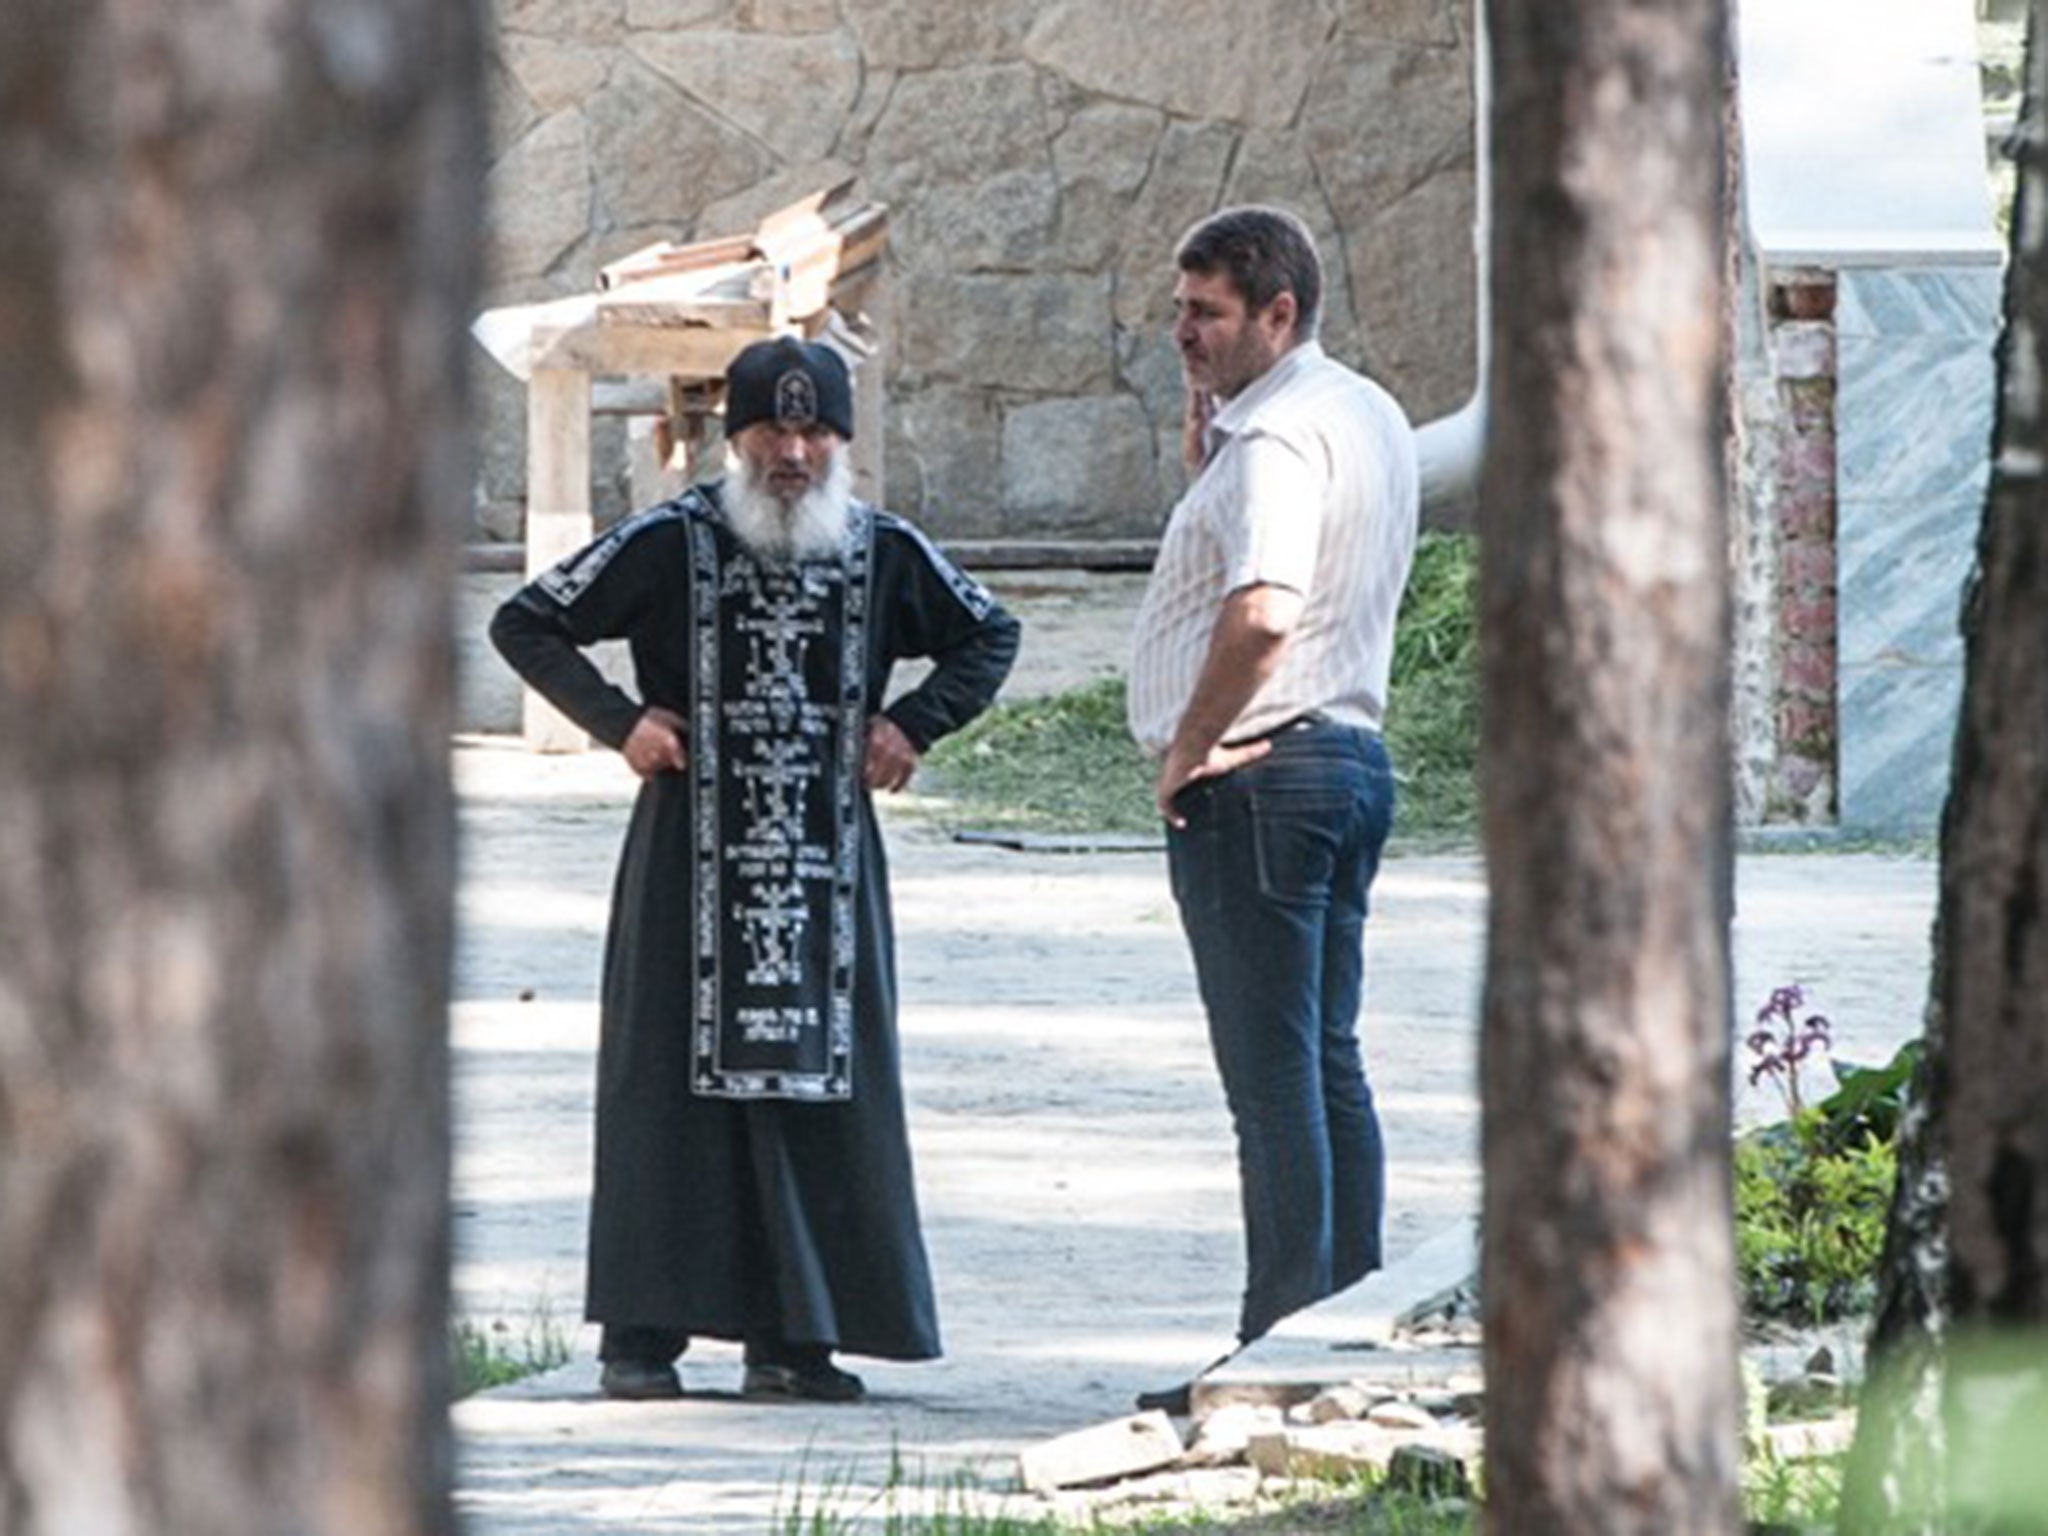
[622,705,689,778]
[864,715,920,793]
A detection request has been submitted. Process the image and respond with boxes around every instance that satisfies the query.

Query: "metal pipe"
[1413,4,1490,518]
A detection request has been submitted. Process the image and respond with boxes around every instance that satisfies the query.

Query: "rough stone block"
[899,274,1113,394]
[841,0,1029,70]
[632,30,860,163]
[1181,1403,1283,1467]
[1304,1384,1373,1423]
[1018,1411,1184,1493]
[585,56,768,226]
[1772,320,1835,381]
[867,64,1048,190]
[1000,394,1159,533]
[1246,1422,1481,1481]
[1338,0,1461,46]
[737,0,837,30]
[1024,0,1326,129]
[1772,274,1838,322]
[485,110,592,285]
[1366,1400,1440,1432]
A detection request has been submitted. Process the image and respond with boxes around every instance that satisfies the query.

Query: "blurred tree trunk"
[1841,9,2048,1531]
[1940,0,2048,1372]
[0,2,483,1531]
[1928,0,2048,1518]
[1478,2,1740,1532]
[1837,981,1950,1535]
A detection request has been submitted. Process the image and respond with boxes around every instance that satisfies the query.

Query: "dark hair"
[1175,206,1322,337]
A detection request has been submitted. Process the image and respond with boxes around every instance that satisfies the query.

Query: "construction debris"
[1016,1410,1184,1494]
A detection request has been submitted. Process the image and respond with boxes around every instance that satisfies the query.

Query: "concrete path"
[450,733,1938,1534]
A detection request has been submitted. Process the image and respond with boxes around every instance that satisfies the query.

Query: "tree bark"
[1478,3,1740,1533]
[1938,1,2048,1520]
[1837,983,1949,1536]
[0,2,483,1531]
[1944,0,2048,1343]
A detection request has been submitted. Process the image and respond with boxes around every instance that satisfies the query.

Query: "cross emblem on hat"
[774,368,819,426]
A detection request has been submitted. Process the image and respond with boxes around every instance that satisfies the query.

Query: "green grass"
[924,677,1158,835]
[1382,532,1479,841]
[1743,1448,1845,1530]
[924,532,1480,845]
[773,1461,1474,1535]
[451,1309,572,1398]
[770,1434,1855,1535]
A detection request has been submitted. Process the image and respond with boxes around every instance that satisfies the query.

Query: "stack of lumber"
[473,180,888,382]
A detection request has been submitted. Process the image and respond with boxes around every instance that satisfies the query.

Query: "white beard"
[721,447,854,564]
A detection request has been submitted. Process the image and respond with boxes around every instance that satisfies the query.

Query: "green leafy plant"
[1735,1117,1894,1324]
[1743,1447,1846,1530]
[1813,1036,1922,1150]
[1734,987,1916,1325]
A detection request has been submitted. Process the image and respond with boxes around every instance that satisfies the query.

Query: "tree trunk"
[0,2,483,1531]
[1938,1,2048,1521]
[1477,3,1740,1533]
[1837,983,1949,1536]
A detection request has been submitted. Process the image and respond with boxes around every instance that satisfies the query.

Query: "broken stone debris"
[1016,1409,1183,1493]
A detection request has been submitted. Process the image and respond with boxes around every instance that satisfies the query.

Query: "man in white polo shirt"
[1128,206,1418,1411]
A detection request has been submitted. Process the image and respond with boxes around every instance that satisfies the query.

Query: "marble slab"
[1837,267,2006,339]
[1835,333,1996,504]
[1837,490,1979,670]
[1839,661,1965,831]
[1830,263,1997,831]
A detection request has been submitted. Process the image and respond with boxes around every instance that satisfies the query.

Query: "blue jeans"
[1166,718,1395,1342]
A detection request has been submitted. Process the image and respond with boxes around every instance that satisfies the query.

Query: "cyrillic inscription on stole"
[688,510,870,1100]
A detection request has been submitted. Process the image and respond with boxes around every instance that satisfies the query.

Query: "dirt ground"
[450,572,1940,1533]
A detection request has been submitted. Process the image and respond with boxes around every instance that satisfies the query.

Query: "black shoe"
[742,1359,866,1403]
[600,1359,683,1400]
[1133,1380,1192,1416]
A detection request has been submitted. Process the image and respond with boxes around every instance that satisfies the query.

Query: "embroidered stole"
[686,509,871,1101]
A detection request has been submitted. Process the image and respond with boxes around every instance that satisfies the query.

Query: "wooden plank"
[524,369,592,753]
[844,289,886,507]
[752,176,859,250]
[528,322,772,379]
[591,379,672,415]
[596,268,769,329]
[598,233,756,290]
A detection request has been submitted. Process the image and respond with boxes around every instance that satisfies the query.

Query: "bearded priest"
[491,336,1021,1403]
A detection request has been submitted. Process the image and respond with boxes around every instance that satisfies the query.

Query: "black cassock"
[491,484,1019,1360]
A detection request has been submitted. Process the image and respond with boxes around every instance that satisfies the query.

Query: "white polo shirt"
[1127,341,1419,755]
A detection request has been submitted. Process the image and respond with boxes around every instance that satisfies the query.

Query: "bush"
[1734,1017,1921,1327]
[1734,1112,1894,1325]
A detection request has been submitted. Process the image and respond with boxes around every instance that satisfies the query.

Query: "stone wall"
[1766,270,1840,824]
[475,0,1478,541]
